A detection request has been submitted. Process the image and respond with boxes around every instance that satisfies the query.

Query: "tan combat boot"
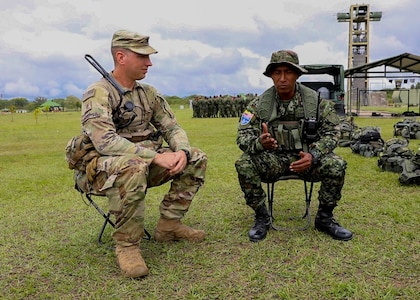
[115,245,149,278]
[154,218,206,242]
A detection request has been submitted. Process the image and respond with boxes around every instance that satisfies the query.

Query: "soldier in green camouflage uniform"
[235,50,352,242]
[74,30,207,278]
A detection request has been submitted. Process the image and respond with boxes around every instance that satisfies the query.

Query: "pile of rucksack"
[393,118,420,139]
[349,126,384,157]
[399,150,420,184]
[336,115,420,185]
[377,137,420,185]
[377,138,414,173]
[338,116,358,147]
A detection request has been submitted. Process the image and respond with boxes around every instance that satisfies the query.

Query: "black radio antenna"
[84,54,125,98]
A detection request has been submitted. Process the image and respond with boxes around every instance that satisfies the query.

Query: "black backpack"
[350,126,384,157]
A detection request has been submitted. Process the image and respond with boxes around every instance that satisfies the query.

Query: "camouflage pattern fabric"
[338,116,358,147]
[349,126,384,157]
[378,138,414,173]
[75,76,207,246]
[393,118,420,139]
[235,84,346,210]
[399,149,420,184]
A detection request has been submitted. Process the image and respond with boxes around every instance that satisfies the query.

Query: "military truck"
[298,64,345,116]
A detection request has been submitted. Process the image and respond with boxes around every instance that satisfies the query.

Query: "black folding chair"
[266,175,314,231]
[78,188,151,244]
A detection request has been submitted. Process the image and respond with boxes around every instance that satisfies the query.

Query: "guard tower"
[337,4,382,106]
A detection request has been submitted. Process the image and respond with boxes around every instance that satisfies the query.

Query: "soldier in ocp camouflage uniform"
[74,30,207,278]
[235,50,352,242]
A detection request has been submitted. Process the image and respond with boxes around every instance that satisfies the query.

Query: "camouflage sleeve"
[81,83,156,164]
[236,98,264,154]
[146,86,191,152]
[309,99,341,158]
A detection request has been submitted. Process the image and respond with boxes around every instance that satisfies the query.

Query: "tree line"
[0,96,82,112]
[0,94,196,113]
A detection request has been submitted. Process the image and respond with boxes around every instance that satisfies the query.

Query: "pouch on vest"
[65,134,100,171]
[271,121,304,152]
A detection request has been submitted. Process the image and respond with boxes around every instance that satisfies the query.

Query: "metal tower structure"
[337,4,382,106]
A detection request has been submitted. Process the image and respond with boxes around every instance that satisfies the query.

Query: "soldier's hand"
[290,151,312,172]
[168,150,188,176]
[260,123,278,150]
[153,152,176,169]
[152,152,187,176]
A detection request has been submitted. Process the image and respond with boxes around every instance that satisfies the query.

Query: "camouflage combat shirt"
[236,83,341,160]
[81,75,190,165]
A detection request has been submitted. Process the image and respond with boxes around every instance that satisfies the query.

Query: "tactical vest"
[66,80,162,173]
[256,83,319,152]
[98,78,162,146]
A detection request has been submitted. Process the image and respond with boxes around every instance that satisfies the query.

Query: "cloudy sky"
[0,0,418,100]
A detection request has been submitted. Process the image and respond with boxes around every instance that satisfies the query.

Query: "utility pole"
[337,4,382,109]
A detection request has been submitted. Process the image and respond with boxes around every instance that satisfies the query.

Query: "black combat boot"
[248,204,270,242]
[315,205,353,241]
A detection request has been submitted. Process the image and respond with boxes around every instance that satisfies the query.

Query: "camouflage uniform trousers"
[76,147,207,246]
[235,151,347,210]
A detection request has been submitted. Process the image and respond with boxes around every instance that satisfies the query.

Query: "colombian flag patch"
[240,110,254,125]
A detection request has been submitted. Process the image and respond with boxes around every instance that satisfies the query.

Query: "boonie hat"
[263,50,307,77]
[112,30,158,55]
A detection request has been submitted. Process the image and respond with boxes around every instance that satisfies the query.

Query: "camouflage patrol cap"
[263,50,307,77]
[111,30,158,55]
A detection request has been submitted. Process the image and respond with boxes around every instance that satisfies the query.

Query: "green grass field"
[0,109,419,300]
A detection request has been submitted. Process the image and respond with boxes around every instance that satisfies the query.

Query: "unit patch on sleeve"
[82,88,96,102]
[240,110,254,125]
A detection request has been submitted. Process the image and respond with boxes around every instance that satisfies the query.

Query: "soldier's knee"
[117,156,149,179]
[191,148,207,166]
[318,154,346,175]
[235,156,248,174]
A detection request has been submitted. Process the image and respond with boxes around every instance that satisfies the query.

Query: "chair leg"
[267,182,275,228]
[84,193,151,244]
[98,212,115,244]
[97,214,151,244]
[300,181,314,230]
[143,229,151,240]
[267,180,313,231]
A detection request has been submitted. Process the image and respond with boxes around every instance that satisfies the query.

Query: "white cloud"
[4,78,40,98]
[64,82,85,97]
[295,41,348,66]
[0,0,418,100]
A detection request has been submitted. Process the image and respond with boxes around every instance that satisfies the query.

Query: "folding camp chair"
[266,175,314,231]
[77,187,151,244]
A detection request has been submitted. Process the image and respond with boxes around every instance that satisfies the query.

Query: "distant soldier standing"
[73,30,207,278]
[235,50,352,242]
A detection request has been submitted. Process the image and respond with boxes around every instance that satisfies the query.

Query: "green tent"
[40,100,62,112]
[40,100,61,108]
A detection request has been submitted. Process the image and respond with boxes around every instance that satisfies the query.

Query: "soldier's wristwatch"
[309,150,321,166]
[181,149,191,161]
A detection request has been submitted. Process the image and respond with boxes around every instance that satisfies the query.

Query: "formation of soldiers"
[191,94,257,118]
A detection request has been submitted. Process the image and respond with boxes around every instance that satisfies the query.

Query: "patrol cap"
[263,50,307,77]
[111,30,158,55]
